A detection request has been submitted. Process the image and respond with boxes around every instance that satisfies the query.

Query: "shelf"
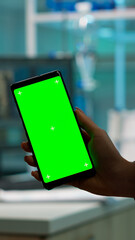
[25,0,135,111]
[33,8,135,23]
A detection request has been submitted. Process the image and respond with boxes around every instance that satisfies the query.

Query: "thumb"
[75,108,98,137]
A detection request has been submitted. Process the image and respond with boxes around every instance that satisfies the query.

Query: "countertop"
[0,195,134,236]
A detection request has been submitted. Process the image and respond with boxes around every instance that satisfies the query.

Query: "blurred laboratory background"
[0,0,135,239]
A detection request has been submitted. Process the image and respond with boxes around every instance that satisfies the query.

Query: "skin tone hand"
[21,107,135,198]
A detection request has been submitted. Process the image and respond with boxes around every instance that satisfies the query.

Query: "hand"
[21,107,135,197]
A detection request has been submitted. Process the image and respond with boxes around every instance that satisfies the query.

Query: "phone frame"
[11,70,96,190]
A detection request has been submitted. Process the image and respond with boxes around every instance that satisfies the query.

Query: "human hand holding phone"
[22,107,135,197]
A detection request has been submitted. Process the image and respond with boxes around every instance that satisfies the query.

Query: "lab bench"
[0,198,134,240]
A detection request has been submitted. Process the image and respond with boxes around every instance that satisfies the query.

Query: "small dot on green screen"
[14,76,92,183]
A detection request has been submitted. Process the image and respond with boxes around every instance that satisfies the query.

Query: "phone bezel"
[11,70,96,190]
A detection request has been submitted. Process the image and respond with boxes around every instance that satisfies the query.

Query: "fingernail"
[75,107,83,113]
[75,107,80,110]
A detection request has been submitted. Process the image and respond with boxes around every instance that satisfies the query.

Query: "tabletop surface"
[0,191,133,236]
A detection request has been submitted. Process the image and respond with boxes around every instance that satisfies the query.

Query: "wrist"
[114,158,135,198]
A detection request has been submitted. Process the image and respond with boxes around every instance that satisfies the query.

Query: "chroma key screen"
[14,76,93,183]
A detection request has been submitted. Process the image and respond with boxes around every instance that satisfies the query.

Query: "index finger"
[75,108,99,137]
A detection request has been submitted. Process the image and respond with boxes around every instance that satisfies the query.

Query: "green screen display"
[14,76,93,183]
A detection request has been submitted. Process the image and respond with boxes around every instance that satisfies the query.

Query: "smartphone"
[11,71,95,190]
